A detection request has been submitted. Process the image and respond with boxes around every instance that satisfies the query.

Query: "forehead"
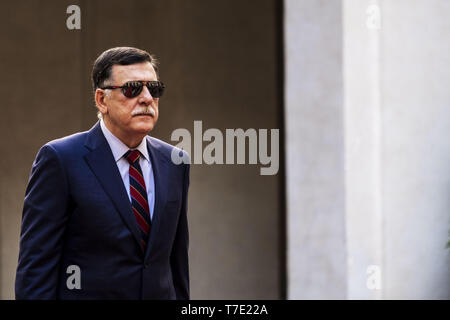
[110,62,157,83]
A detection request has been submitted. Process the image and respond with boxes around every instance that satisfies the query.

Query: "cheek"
[116,102,135,118]
[111,107,128,121]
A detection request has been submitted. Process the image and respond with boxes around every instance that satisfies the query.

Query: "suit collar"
[144,137,169,261]
[84,122,144,253]
[84,122,169,258]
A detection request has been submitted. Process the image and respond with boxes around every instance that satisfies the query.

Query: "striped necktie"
[124,150,151,251]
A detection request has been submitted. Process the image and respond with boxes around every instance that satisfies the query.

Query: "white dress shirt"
[100,119,155,220]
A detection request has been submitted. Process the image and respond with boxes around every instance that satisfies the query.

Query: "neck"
[103,118,146,149]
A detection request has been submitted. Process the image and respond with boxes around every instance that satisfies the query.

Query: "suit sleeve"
[15,144,70,299]
[170,162,190,300]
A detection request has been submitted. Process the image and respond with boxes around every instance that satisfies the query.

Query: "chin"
[132,117,157,133]
[134,123,155,135]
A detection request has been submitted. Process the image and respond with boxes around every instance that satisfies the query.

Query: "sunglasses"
[101,80,166,98]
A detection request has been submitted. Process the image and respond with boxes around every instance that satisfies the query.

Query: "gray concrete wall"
[380,0,450,299]
[0,1,84,299]
[286,0,450,299]
[344,0,450,299]
[343,0,385,300]
[0,0,283,299]
[285,0,347,299]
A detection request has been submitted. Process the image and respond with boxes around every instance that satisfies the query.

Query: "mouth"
[133,113,153,117]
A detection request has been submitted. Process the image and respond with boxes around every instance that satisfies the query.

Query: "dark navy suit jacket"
[15,122,190,299]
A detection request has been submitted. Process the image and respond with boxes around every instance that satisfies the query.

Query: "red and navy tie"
[124,150,151,251]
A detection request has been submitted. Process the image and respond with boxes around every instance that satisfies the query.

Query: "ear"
[95,88,108,116]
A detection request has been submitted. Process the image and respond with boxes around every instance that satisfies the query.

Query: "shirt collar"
[100,119,149,163]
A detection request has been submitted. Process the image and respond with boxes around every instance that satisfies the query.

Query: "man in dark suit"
[15,47,190,299]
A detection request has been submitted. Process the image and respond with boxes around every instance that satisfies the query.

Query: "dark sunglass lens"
[148,82,164,98]
[122,82,143,98]
[122,86,134,98]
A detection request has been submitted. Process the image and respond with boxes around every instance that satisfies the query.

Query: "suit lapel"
[144,137,169,261]
[83,122,143,251]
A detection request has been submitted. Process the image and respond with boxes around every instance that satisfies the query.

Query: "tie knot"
[124,150,141,164]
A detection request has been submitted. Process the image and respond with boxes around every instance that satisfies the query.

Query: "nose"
[138,85,154,105]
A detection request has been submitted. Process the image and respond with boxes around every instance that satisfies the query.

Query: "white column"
[343,0,384,299]
[285,0,347,299]
[379,0,450,299]
[286,0,450,299]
